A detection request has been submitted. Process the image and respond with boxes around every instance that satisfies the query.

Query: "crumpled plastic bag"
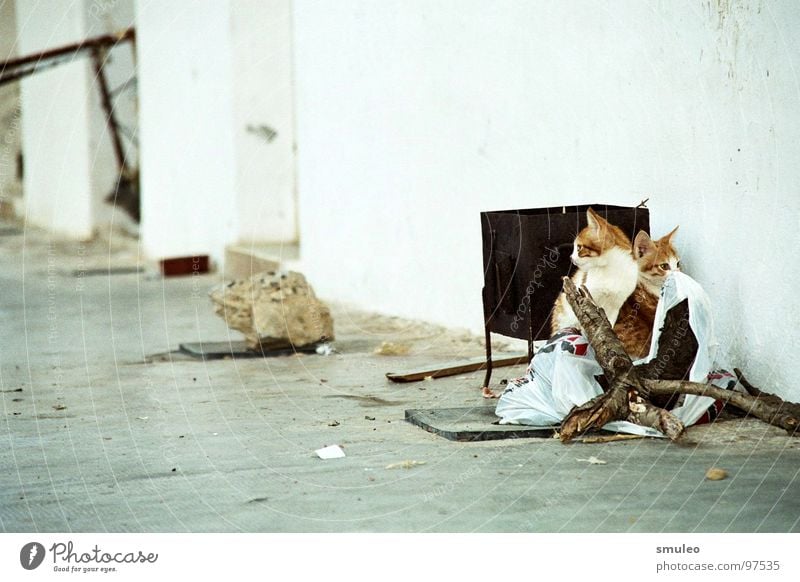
[495,272,738,437]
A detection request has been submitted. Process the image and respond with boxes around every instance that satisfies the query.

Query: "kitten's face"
[633,227,680,288]
[571,208,633,270]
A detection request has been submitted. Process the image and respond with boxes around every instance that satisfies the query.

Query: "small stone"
[576,456,606,465]
[374,342,410,356]
[328,420,340,427]
[315,343,334,356]
[385,460,426,470]
[365,415,375,421]
[705,467,728,481]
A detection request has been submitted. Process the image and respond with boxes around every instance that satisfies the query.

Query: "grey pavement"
[1,226,799,533]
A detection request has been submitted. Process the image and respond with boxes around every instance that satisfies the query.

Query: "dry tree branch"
[558,277,684,442]
[558,276,800,441]
[646,378,800,435]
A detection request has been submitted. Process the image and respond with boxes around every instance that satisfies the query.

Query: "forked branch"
[558,276,800,441]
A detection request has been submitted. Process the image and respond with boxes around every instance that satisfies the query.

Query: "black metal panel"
[481,203,649,342]
[405,407,554,441]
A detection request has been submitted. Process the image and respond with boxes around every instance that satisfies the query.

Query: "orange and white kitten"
[550,208,639,335]
[632,226,680,296]
[614,227,680,359]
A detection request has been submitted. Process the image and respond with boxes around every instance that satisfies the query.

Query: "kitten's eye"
[576,244,583,251]
[659,263,671,270]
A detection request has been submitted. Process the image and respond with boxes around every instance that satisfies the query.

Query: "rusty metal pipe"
[0,61,68,86]
[0,28,134,72]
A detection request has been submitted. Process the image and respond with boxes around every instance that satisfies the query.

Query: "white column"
[0,0,22,214]
[136,0,239,265]
[136,0,298,266]
[231,0,298,245]
[15,0,94,239]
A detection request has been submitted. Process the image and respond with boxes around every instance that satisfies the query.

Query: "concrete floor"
[1,225,799,533]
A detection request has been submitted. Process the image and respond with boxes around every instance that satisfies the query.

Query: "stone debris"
[209,270,334,350]
[705,467,728,481]
[576,456,607,465]
[373,341,411,356]
[315,342,335,355]
[385,460,426,470]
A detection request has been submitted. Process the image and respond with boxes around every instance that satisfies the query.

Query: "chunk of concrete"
[209,270,334,350]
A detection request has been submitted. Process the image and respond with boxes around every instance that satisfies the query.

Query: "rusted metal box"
[480,203,649,387]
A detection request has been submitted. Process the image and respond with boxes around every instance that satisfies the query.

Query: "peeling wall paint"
[707,0,762,83]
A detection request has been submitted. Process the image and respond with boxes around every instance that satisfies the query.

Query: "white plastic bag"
[495,272,736,437]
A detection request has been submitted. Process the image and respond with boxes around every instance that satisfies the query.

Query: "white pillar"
[231,0,298,245]
[0,0,22,215]
[136,0,238,265]
[136,0,297,266]
[15,0,94,239]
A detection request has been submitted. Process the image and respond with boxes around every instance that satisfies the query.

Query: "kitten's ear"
[664,225,679,243]
[633,230,655,258]
[586,207,607,232]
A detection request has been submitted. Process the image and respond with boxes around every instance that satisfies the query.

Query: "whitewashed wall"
[83,0,138,232]
[15,0,94,238]
[137,0,297,264]
[0,0,22,212]
[292,0,800,399]
[231,0,297,244]
[13,0,136,237]
[136,0,239,262]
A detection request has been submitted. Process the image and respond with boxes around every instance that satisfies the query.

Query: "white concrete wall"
[83,0,137,231]
[231,0,297,244]
[292,0,800,399]
[137,0,297,263]
[15,0,94,238]
[0,0,22,213]
[11,0,135,236]
[136,0,238,263]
